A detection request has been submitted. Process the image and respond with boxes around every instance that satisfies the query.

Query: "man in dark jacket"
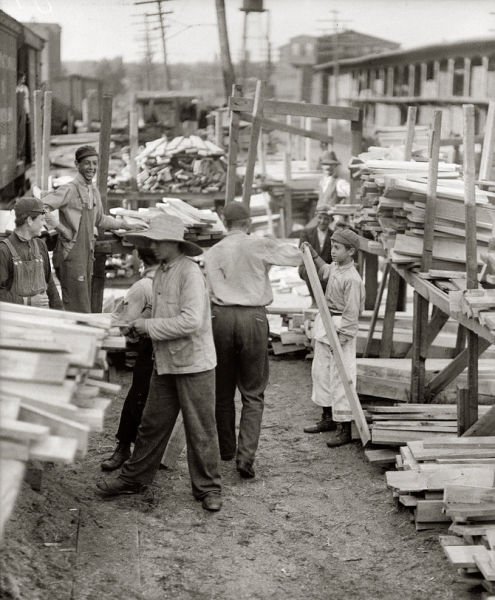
[298,204,334,304]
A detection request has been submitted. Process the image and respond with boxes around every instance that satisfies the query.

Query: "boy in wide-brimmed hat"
[97,214,222,512]
[302,228,365,446]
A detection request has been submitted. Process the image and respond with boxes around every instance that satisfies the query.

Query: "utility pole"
[215,0,236,100]
[134,0,173,90]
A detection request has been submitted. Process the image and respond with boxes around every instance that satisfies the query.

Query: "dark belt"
[212,303,264,309]
[329,311,342,316]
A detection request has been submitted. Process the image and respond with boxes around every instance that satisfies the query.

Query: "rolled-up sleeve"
[145,269,205,340]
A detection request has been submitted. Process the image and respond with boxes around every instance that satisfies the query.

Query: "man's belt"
[329,311,342,316]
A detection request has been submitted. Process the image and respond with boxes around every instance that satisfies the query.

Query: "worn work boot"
[303,407,336,434]
[100,443,131,472]
[326,422,352,447]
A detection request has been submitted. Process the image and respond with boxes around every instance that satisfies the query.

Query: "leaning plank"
[161,415,186,469]
[302,246,370,445]
[464,406,495,437]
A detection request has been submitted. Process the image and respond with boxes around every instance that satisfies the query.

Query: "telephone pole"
[134,0,173,90]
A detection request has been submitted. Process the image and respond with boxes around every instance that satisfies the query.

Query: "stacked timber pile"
[0,302,124,540]
[458,289,495,337]
[110,196,225,244]
[110,135,227,194]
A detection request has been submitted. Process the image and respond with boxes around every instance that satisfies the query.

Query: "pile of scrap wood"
[0,302,124,540]
[385,437,495,532]
[352,154,495,270]
[365,403,492,446]
[110,135,227,194]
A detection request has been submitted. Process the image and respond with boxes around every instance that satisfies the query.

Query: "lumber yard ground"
[0,359,475,600]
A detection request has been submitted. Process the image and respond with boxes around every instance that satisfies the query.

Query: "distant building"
[274,30,399,102]
[313,36,495,138]
[23,22,62,84]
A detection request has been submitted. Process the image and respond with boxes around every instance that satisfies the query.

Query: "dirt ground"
[0,357,480,600]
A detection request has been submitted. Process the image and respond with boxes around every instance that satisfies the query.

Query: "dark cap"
[75,145,98,162]
[223,202,250,221]
[321,150,340,166]
[14,197,46,220]
[331,228,360,250]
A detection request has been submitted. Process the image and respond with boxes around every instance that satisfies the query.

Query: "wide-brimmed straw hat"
[123,214,203,257]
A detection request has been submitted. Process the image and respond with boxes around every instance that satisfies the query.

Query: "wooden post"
[350,108,363,203]
[420,63,427,96]
[422,110,442,272]
[479,101,495,182]
[457,386,477,436]
[447,58,455,96]
[41,91,52,191]
[463,58,472,98]
[463,103,480,430]
[404,106,417,160]
[364,253,378,311]
[408,64,415,96]
[481,56,489,98]
[386,67,394,96]
[302,246,371,445]
[129,108,138,192]
[91,94,112,314]
[225,84,242,204]
[33,90,43,189]
[379,267,401,358]
[410,293,429,402]
[257,133,267,179]
[242,80,266,208]
[305,117,312,170]
[363,261,390,358]
[283,186,292,237]
[215,109,223,147]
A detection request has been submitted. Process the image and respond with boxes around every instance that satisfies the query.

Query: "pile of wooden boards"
[110,196,225,244]
[459,289,495,336]
[110,135,227,194]
[0,302,124,540]
[353,155,495,270]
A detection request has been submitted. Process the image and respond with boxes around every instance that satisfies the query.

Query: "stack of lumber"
[460,289,495,335]
[0,302,123,540]
[441,481,495,594]
[110,196,225,244]
[366,404,491,446]
[110,135,227,194]
[385,437,495,532]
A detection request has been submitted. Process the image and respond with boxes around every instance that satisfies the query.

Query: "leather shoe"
[202,493,222,512]
[96,477,145,497]
[237,462,255,479]
[101,443,131,471]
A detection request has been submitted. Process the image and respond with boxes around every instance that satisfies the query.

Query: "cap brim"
[123,231,203,257]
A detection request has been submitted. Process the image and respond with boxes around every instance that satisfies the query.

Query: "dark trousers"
[116,338,154,445]
[211,305,269,466]
[120,368,221,499]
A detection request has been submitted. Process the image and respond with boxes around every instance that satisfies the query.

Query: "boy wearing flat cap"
[302,228,364,446]
[97,214,222,512]
[42,145,138,313]
[0,198,62,309]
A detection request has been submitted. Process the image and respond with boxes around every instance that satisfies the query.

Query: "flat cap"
[223,202,250,221]
[75,145,98,162]
[14,197,45,220]
[331,228,360,250]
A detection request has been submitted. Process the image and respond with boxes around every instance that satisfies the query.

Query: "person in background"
[298,203,334,305]
[97,215,222,512]
[203,202,302,480]
[302,229,364,444]
[100,247,159,472]
[318,151,350,207]
[16,73,30,163]
[0,198,62,309]
[42,145,140,313]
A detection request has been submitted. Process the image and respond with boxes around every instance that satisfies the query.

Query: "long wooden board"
[302,246,370,445]
[230,96,360,121]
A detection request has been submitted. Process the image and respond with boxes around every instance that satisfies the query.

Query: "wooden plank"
[0,457,26,541]
[464,406,495,437]
[33,90,43,189]
[444,545,487,568]
[458,386,476,436]
[475,549,495,581]
[0,419,49,443]
[479,101,495,182]
[425,437,495,449]
[386,467,495,492]
[302,246,370,445]
[364,449,397,465]
[379,267,401,358]
[242,80,265,208]
[0,380,76,405]
[444,485,495,505]
[363,261,390,358]
[225,84,242,204]
[230,96,361,121]
[350,109,363,202]
[409,440,495,461]
[422,109,442,272]
[372,429,453,445]
[160,415,186,469]
[41,91,52,190]
[404,106,417,161]
[238,111,334,144]
[410,292,429,402]
[30,435,79,464]
[0,349,69,383]
[415,499,450,523]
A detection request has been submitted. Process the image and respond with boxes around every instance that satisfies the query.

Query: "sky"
[0,0,492,64]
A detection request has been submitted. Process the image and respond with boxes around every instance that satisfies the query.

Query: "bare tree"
[215,0,236,99]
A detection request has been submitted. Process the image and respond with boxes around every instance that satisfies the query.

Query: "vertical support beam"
[404,106,417,160]
[257,133,267,179]
[283,150,292,183]
[379,267,401,358]
[41,91,52,191]
[479,101,495,182]
[129,108,138,192]
[422,110,442,272]
[433,60,441,97]
[242,80,265,208]
[364,253,378,311]
[420,63,427,96]
[410,292,429,402]
[283,186,292,237]
[457,386,477,436]
[33,90,43,189]
[305,117,312,170]
[455,324,467,355]
[363,261,390,358]
[481,56,489,98]
[350,109,363,203]
[91,93,112,314]
[467,330,479,424]
[298,116,305,160]
[320,71,329,105]
[447,58,455,96]
[378,68,386,96]
[214,110,223,147]
[463,58,472,98]
[408,64,415,96]
[386,67,394,96]
[225,84,242,204]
